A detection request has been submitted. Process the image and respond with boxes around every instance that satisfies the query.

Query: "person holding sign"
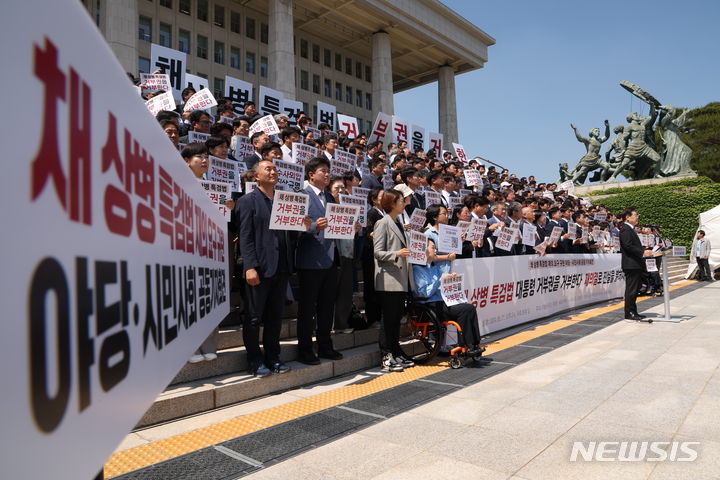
[236,160,310,376]
[619,207,652,321]
[373,189,415,372]
[423,205,457,267]
[295,157,344,364]
[411,240,484,357]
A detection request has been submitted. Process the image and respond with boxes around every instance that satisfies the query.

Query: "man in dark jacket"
[619,207,651,320]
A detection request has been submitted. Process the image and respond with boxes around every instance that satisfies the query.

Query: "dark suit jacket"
[236,188,295,279]
[361,174,383,190]
[295,186,336,270]
[243,152,262,170]
[619,223,645,270]
[405,190,426,217]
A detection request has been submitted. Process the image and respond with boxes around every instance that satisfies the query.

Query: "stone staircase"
[665,255,691,284]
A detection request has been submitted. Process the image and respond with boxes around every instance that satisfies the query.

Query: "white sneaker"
[203,353,217,361]
[188,354,205,364]
[381,353,403,372]
[395,356,414,368]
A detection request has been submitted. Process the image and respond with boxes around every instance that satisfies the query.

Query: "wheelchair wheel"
[398,303,441,363]
[449,355,463,369]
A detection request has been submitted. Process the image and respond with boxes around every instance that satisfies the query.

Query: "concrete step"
[171,326,380,385]
[136,343,382,428]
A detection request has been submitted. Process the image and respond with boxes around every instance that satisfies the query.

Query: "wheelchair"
[398,299,488,369]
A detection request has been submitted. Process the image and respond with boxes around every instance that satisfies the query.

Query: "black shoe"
[634,313,647,319]
[270,361,290,374]
[249,361,271,378]
[297,352,321,365]
[318,349,343,360]
[626,313,644,321]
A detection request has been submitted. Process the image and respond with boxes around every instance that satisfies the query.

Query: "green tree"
[683,102,720,182]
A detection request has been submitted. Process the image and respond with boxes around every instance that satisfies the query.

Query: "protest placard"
[332,149,356,177]
[186,72,208,92]
[612,235,620,252]
[144,91,176,116]
[282,98,303,125]
[339,194,367,227]
[424,190,442,208]
[495,227,515,252]
[466,217,487,242]
[646,258,658,272]
[549,226,563,244]
[369,112,392,144]
[248,114,280,136]
[140,73,171,92]
[581,226,589,243]
[337,113,359,138]
[325,203,360,240]
[383,174,395,189]
[509,220,521,243]
[560,180,575,191]
[292,142,318,166]
[269,190,309,231]
[464,168,481,187]
[258,85,284,117]
[317,101,337,130]
[408,208,427,232]
[534,238,550,256]
[411,125,426,152]
[352,186,370,200]
[673,246,687,257]
[452,142,468,164]
[428,131,443,159]
[448,197,464,215]
[392,116,410,144]
[407,230,428,265]
[567,222,577,241]
[438,224,462,254]
[151,43,186,100]
[198,180,232,221]
[522,224,537,246]
[183,87,217,112]
[594,212,607,222]
[208,156,240,192]
[275,159,304,192]
[456,221,471,235]
[543,191,555,200]
[233,135,254,158]
[459,188,473,197]
[441,274,468,307]
[305,126,322,139]
[244,182,257,194]
[225,75,253,115]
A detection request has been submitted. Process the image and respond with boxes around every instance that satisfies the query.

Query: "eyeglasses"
[198,120,211,125]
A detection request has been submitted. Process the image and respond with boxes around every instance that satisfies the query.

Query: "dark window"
[246,51,255,74]
[324,78,331,97]
[260,56,268,78]
[300,39,308,59]
[159,22,172,47]
[260,23,268,43]
[196,34,208,59]
[356,89,362,107]
[138,15,152,42]
[335,53,342,71]
[365,93,372,110]
[324,48,331,67]
[230,47,240,69]
[214,4,224,27]
[213,77,224,99]
[356,61,362,79]
[197,0,208,21]
[160,0,171,8]
[300,70,309,90]
[178,0,190,15]
[246,17,255,39]
[230,11,241,33]
[365,65,371,82]
[346,85,352,104]
[312,44,320,63]
[345,57,352,75]
[138,57,151,73]
[214,41,224,64]
[335,82,342,101]
[178,29,190,53]
[312,74,320,94]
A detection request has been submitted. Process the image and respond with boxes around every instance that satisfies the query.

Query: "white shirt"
[323,150,333,162]
[281,144,294,163]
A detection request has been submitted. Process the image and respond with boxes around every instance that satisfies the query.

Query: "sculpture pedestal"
[572,173,697,197]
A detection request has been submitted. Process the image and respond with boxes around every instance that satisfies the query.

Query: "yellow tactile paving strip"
[105,280,695,478]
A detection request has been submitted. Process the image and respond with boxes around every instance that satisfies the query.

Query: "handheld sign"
[549,226,563,244]
[140,73,171,92]
[183,87,217,112]
[456,221,471,235]
[495,228,515,252]
[466,217,487,243]
[325,203,360,240]
[441,274,468,306]
[407,230,428,265]
[452,142,468,164]
[292,142,318,166]
[560,180,574,192]
[438,224,462,254]
[408,208,427,232]
[673,246,687,257]
[337,113,359,138]
[424,190,442,208]
[463,169,481,187]
[275,159,304,192]
[233,135,254,158]
[0,3,230,479]
[567,222,577,241]
[646,258,658,272]
[144,90,176,116]
[244,181,258,194]
[522,224,537,246]
[248,114,280,136]
[269,190,309,231]
[339,194,367,227]
[187,131,210,143]
[208,156,240,192]
[331,150,355,177]
[198,180,232,221]
[594,212,607,222]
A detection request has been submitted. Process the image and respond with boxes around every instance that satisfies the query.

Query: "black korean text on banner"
[1,4,229,478]
[324,203,360,240]
[258,85,284,117]
[292,142,318,166]
[407,230,428,265]
[467,217,487,243]
[140,73,171,92]
[463,169,481,187]
[275,159,304,192]
[411,125,426,152]
[337,113,359,139]
[233,135,254,158]
[185,73,208,92]
[225,75,253,116]
[145,91,176,116]
[282,98,303,126]
[428,131,443,159]
[183,88,217,112]
[269,190,309,231]
[391,116,409,145]
[441,274,468,307]
[332,149,355,177]
[424,190,442,208]
[339,194,367,227]
[150,44,186,100]
[369,112,392,144]
[317,101,337,130]
[198,180,232,221]
[305,126,322,139]
[207,156,240,192]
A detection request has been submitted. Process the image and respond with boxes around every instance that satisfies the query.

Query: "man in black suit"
[243,131,269,170]
[236,160,309,376]
[400,167,425,216]
[619,207,651,320]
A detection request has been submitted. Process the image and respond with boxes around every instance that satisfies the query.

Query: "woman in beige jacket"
[373,189,415,372]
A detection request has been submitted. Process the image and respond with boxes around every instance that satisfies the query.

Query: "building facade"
[81,0,494,144]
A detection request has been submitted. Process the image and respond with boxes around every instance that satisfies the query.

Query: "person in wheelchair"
[411,240,486,362]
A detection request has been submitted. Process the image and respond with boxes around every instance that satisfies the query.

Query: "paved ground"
[240,281,720,480]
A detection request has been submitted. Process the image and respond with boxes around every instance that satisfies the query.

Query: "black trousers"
[443,303,482,346]
[297,266,338,354]
[697,258,712,280]
[362,253,382,325]
[623,269,642,316]
[378,291,406,356]
[243,272,289,365]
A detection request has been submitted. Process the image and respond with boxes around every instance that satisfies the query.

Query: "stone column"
[438,65,458,145]
[101,0,138,75]
[269,0,296,98]
[372,31,394,116]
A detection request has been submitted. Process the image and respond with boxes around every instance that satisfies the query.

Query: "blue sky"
[394,0,720,183]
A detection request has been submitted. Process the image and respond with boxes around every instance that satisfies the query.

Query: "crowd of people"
[146,89,678,375]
